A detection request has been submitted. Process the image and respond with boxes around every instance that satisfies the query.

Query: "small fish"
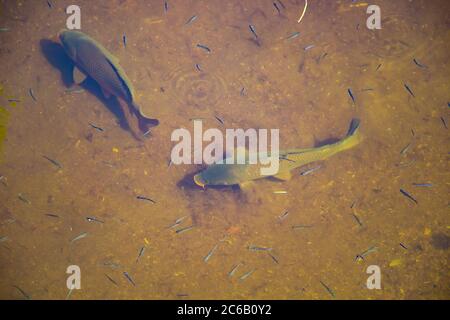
[0,27,10,32]
[45,213,60,218]
[404,84,415,97]
[249,24,258,39]
[319,281,335,298]
[196,44,211,53]
[8,98,21,102]
[123,272,136,286]
[42,155,62,169]
[164,1,168,13]
[185,15,197,25]
[105,274,118,286]
[348,88,355,104]
[214,115,224,125]
[400,189,418,204]
[228,263,242,277]
[103,261,121,269]
[286,32,300,40]
[239,269,256,281]
[195,63,202,72]
[46,0,52,8]
[278,210,289,221]
[0,236,8,242]
[29,88,37,102]
[18,193,30,204]
[89,123,104,132]
[292,224,313,230]
[273,2,281,14]
[413,58,427,68]
[136,246,146,262]
[355,246,377,261]
[412,183,433,187]
[248,245,272,251]
[276,0,286,9]
[203,244,219,263]
[399,243,408,250]
[176,225,195,234]
[400,142,411,155]
[168,215,187,229]
[86,216,104,223]
[441,117,448,129]
[351,213,363,227]
[300,165,321,176]
[304,44,315,51]
[122,34,127,48]
[240,87,246,96]
[136,195,156,203]
[375,63,382,71]
[13,286,31,300]
[268,252,279,264]
[70,232,88,243]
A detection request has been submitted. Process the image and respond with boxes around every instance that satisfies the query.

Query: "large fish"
[58,30,158,140]
[193,118,362,188]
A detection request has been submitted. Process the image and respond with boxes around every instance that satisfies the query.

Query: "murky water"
[0,0,449,300]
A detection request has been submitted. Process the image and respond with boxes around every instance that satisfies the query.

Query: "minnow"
[292,224,313,230]
[276,0,286,9]
[123,272,136,286]
[355,246,377,261]
[105,274,118,286]
[214,115,224,125]
[240,87,246,96]
[400,189,418,204]
[13,286,31,300]
[399,243,408,250]
[361,88,374,92]
[59,30,159,140]
[248,245,272,251]
[45,213,60,218]
[195,63,202,72]
[0,236,8,242]
[350,201,357,208]
[204,244,219,263]
[413,58,427,68]
[86,216,104,223]
[164,1,168,13]
[249,24,258,39]
[29,88,37,102]
[273,2,281,14]
[8,98,21,102]
[286,32,300,40]
[228,263,242,277]
[239,269,256,280]
[278,210,289,221]
[168,215,187,229]
[268,252,279,264]
[122,34,126,48]
[42,155,62,169]
[185,15,197,25]
[412,183,433,187]
[400,142,411,155]
[136,195,156,203]
[441,117,448,129]
[319,281,335,298]
[176,225,195,234]
[304,44,315,51]
[46,0,52,8]
[348,88,355,103]
[103,261,121,269]
[404,84,415,97]
[89,123,104,132]
[70,232,88,243]
[196,44,211,53]
[351,213,363,227]
[18,193,31,204]
[136,246,146,262]
[194,118,362,187]
[300,165,321,176]
[375,63,382,71]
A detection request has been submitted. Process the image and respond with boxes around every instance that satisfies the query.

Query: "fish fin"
[101,88,112,99]
[73,66,87,84]
[273,170,292,181]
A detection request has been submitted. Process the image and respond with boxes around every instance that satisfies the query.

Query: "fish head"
[58,29,84,60]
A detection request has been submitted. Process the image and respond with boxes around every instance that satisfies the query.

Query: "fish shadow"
[40,39,127,129]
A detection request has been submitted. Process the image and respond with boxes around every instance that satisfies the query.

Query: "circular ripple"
[161,67,228,109]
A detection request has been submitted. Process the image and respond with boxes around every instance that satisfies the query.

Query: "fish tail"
[131,102,159,132]
[331,118,362,155]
